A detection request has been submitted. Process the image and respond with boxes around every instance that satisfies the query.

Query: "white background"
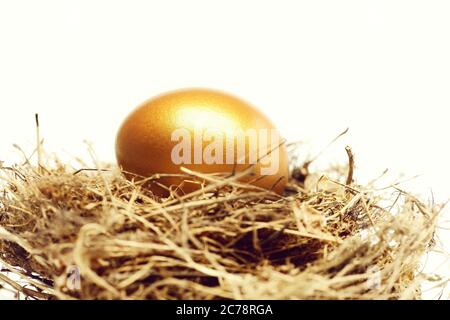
[0,0,449,299]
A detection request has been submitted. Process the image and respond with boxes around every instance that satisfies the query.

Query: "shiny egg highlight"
[115,88,289,196]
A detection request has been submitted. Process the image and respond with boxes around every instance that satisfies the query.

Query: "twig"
[345,146,354,186]
[35,114,42,174]
[73,168,111,175]
[305,128,349,168]
[0,273,53,300]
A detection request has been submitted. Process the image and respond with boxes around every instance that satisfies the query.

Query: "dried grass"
[0,137,445,300]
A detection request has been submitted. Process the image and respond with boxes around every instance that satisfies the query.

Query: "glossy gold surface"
[115,88,289,196]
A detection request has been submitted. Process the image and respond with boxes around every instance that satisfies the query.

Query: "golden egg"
[115,88,289,196]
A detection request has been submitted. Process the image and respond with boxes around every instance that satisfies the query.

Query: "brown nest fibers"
[0,137,445,300]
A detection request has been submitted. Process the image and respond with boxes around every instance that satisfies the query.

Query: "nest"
[0,141,444,300]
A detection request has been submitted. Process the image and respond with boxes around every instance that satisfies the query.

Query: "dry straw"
[0,120,446,299]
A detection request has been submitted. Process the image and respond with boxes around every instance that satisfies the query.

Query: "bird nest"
[0,142,444,300]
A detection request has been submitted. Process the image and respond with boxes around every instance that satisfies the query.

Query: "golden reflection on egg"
[115,88,289,196]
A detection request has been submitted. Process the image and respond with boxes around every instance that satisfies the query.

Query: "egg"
[115,88,289,196]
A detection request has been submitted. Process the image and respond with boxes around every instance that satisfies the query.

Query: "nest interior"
[0,145,443,300]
